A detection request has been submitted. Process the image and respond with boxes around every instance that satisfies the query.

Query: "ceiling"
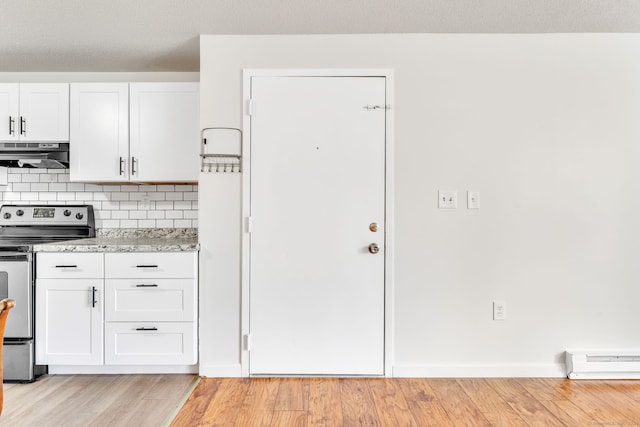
[2,0,640,72]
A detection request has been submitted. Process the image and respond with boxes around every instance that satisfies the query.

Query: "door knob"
[369,222,379,232]
[368,243,380,254]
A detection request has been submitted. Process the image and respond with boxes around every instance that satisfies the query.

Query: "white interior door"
[249,75,386,375]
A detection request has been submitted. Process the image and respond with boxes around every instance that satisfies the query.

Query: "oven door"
[0,252,32,339]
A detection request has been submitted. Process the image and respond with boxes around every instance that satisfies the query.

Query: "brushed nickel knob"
[368,243,380,254]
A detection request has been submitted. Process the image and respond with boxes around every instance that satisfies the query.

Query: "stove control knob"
[76,213,84,220]
[3,212,10,219]
[16,209,24,216]
[63,210,71,217]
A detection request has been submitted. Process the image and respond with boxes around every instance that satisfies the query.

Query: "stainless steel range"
[0,204,95,382]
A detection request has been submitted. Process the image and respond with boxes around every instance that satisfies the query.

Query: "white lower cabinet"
[35,278,103,365]
[36,251,198,370]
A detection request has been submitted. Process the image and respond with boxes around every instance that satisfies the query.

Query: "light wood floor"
[0,374,197,427]
[171,377,640,426]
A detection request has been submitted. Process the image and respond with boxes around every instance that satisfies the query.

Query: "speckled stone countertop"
[33,228,199,253]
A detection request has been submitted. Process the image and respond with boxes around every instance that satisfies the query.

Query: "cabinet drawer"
[105,322,196,365]
[105,279,196,322]
[37,253,104,279]
[105,252,196,279]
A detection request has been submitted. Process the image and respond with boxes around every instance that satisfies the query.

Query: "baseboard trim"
[48,365,199,375]
[199,363,242,377]
[392,363,566,378]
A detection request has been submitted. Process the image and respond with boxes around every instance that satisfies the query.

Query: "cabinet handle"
[119,157,125,175]
[135,284,158,287]
[91,286,97,308]
[131,157,137,176]
[8,116,14,135]
[55,265,78,268]
[135,327,158,331]
[20,116,26,136]
[135,264,158,268]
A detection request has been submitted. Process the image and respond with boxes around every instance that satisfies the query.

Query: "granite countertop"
[33,228,199,253]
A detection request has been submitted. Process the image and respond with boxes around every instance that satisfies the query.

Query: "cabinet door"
[35,278,103,365]
[70,83,129,182]
[129,83,199,182]
[0,84,19,141]
[19,84,69,141]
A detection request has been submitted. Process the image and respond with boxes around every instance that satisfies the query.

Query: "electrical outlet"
[493,301,506,321]
[140,194,151,210]
[438,190,457,209]
[467,191,480,209]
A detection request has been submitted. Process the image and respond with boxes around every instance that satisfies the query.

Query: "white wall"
[199,34,640,377]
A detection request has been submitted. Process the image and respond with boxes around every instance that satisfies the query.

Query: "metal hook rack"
[200,127,242,173]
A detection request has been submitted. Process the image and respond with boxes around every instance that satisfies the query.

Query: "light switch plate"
[438,190,457,209]
[467,191,480,209]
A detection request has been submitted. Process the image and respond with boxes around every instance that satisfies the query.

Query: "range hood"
[0,142,69,169]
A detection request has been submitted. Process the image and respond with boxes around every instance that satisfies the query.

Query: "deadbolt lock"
[369,222,379,232]
[368,243,380,254]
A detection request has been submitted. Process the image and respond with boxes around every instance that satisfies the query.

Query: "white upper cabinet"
[0,84,19,141]
[70,83,129,182]
[129,83,199,182]
[0,83,69,142]
[69,82,199,183]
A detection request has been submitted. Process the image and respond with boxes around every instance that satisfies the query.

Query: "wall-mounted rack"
[200,127,242,173]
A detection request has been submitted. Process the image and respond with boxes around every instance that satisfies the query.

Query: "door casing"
[241,69,394,377]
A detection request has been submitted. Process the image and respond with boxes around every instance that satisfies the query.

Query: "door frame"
[240,69,394,377]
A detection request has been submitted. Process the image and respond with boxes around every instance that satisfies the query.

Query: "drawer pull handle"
[135,284,158,288]
[55,265,78,268]
[91,286,97,308]
[136,265,158,268]
[135,327,158,331]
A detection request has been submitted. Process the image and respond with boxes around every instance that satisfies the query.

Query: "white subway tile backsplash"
[130,211,147,220]
[174,201,191,210]
[119,201,138,210]
[67,183,85,191]
[112,211,129,220]
[166,192,183,201]
[31,183,49,192]
[76,192,93,200]
[0,169,197,229]
[57,192,75,201]
[111,192,129,201]
[184,210,198,219]
[13,183,31,192]
[166,210,183,219]
[49,183,67,192]
[148,211,165,219]
[22,175,40,183]
[38,192,57,201]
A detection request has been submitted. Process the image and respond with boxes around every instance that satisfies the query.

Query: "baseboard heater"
[566,350,640,379]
